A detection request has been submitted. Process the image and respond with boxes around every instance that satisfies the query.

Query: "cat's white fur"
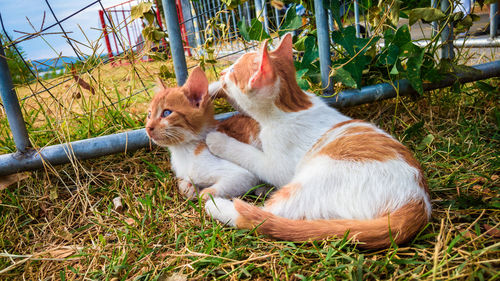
[168,140,258,199]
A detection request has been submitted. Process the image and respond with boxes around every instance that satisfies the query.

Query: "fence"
[0,0,499,176]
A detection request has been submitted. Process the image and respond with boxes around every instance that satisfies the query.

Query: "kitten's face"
[219,33,311,113]
[146,67,213,146]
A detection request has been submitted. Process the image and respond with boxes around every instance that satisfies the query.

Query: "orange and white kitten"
[145,67,260,199]
[205,34,431,249]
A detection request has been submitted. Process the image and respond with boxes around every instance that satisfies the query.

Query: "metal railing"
[0,0,499,176]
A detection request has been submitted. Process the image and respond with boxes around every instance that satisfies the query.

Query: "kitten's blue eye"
[161,109,172,118]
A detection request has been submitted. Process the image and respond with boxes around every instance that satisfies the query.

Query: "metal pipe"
[313,0,333,93]
[491,3,498,39]
[431,0,438,37]
[161,0,188,85]
[245,2,251,25]
[354,0,360,38]
[323,60,500,107]
[440,0,454,59]
[412,37,500,48]
[191,1,202,47]
[1,61,498,176]
[0,130,149,176]
[0,42,32,153]
[261,0,270,33]
[274,7,280,30]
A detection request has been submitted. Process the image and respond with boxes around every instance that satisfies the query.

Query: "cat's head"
[219,33,311,115]
[146,66,215,146]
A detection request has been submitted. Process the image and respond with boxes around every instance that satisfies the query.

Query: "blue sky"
[0,0,137,60]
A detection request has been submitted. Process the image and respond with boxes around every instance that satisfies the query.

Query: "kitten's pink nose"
[146,126,154,134]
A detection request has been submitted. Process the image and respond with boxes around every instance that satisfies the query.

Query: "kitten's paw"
[206,131,230,157]
[200,187,217,201]
[178,179,198,200]
[205,198,238,227]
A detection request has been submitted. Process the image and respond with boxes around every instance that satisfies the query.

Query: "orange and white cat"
[145,67,260,199]
[205,34,431,249]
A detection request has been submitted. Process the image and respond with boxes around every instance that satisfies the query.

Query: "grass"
[0,48,499,280]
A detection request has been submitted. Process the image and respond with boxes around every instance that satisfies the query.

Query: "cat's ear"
[184,66,208,107]
[249,39,275,89]
[156,77,168,92]
[272,33,293,61]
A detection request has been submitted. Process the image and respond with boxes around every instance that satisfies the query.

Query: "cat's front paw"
[178,179,198,200]
[206,131,230,158]
[200,187,217,201]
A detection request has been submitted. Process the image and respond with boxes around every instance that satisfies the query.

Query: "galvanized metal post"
[274,8,280,30]
[354,0,361,37]
[491,3,498,39]
[162,0,188,85]
[314,0,333,93]
[440,0,454,59]
[261,0,270,33]
[0,42,32,153]
[328,9,335,32]
[431,0,438,37]
[245,2,251,25]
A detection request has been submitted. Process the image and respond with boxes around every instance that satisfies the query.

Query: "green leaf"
[417,134,434,150]
[296,69,310,90]
[278,5,302,36]
[392,25,411,47]
[408,8,446,26]
[378,44,399,66]
[332,26,375,56]
[332,67,357,88]
[293,36,308,51]
[239,18,270,41]
[301,36,318,66]
[143,11,155,25]
[248,19,270,41]
[237,19,251,41]
[131,2,153,21]
[390,63,399,75]
[406,44,425,94]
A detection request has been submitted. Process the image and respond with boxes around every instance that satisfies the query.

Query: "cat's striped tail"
[231,199,429,249]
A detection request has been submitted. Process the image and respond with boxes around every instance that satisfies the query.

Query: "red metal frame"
[98,10,114,62]
[100,0,192,63]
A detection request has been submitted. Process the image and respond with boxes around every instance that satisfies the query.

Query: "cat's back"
[216,114,261,148]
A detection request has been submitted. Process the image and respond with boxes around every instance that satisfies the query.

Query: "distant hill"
[29,57,79,72]
[29,54,108,72]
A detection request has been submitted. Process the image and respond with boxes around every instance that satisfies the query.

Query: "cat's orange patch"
[265,183,301,208]
[229,53,260,92]
[316,121,429,193]
[310,120,365,152]
[234,198,429,249]
[270,53,312,112]
[216,114,260,145]
[194,141,207,155]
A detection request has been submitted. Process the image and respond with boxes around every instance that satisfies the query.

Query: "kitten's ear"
[184,66,208,107]
[156,77,168,92]
[249,39,275,89]
[272,33,293,61]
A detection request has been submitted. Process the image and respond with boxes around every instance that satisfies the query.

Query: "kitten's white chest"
[168,145,196,181]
